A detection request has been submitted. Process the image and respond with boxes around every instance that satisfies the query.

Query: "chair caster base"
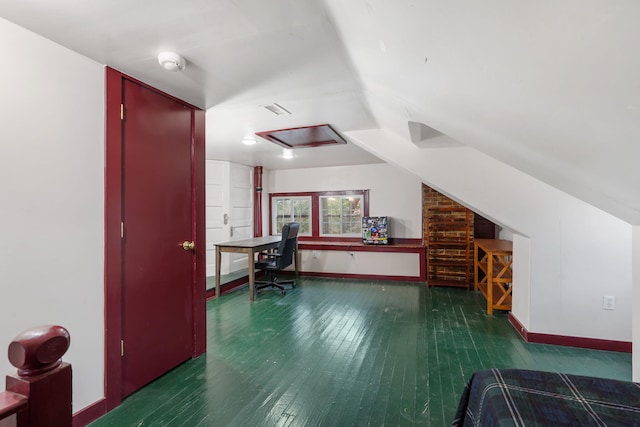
[255,278,295,296]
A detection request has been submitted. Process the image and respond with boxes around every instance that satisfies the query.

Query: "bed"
[452,369,640,426]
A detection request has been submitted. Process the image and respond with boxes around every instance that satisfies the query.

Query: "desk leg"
[294,243,299,278]
[248,249,255,302]
[215,247,221,299]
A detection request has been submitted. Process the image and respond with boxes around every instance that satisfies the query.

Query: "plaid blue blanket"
[452,369,640,426]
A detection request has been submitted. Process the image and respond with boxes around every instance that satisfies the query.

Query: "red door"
[121,80,194,396]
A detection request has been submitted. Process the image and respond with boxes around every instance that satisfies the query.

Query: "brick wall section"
[422,184,475,286]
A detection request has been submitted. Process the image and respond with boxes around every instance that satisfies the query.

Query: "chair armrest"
[256,251,282,262]
[260,253,282,258]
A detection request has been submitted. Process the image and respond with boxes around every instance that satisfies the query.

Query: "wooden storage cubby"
[426,207,471,288]
[474,239,513,314]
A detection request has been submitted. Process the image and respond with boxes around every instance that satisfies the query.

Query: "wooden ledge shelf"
[298,240,424,253]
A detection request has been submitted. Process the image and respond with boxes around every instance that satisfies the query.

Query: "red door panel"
[121,80,193,396]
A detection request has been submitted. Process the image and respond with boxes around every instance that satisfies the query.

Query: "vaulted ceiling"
[2,0,639,223]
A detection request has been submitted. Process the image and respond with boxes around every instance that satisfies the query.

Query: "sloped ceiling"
[322,0,640,224]
[1,0,639,223]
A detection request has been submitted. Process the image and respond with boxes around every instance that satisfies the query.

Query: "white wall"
[511,234,531,328]
[268,163,423,278]
[0,18,104,412]
[633,226,640,381]
[269,163,423,238]
[299,250,421,278]
[348,129,632,345]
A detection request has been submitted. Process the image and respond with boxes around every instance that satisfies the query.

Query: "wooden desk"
[215,236,298,301]
[474,239,513,315]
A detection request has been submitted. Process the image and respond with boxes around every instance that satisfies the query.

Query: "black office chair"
[255,222,300,295]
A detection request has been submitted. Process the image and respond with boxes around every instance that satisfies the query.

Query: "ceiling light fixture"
[242,138,257,146]
[158,51,186,72]
[282,149,294,159]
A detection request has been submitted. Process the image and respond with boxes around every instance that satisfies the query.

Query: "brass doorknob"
[181,241,195,251]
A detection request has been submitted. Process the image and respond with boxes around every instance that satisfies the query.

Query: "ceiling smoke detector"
[158,51,186,72]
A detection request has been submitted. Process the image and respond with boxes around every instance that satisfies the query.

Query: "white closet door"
[206,161,254,276]
[228,163,254,273]
[206,160,230,276]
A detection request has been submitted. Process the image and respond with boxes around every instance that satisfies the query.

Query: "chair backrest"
[276,222,299,269]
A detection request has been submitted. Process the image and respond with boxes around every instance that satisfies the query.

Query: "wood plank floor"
[90,277,632,426]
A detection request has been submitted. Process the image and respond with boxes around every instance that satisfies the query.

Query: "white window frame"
[271,196,312,236]
[319,194,364,237]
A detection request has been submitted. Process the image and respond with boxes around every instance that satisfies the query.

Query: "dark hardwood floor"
[90,277,632,426]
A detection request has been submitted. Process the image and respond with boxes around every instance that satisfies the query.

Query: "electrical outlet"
[603,296,615,310]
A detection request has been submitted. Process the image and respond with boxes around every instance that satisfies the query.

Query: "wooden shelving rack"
[474,239,513,314]
[426,207,471,289]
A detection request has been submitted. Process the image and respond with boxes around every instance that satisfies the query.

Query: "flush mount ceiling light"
[158,51,186,72]
[282,149,294,159]
[242,138,257,146]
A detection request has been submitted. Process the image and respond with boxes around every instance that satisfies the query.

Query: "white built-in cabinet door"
[228,163,254,273]
[206,160,229,276]
[205,160,253,277]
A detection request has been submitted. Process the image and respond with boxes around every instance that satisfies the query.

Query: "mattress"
[452,368,640,426]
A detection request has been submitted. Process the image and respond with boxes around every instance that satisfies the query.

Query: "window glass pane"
[321,197,338,235]
[293,199,310,234]
[271,191,366,239]
[320,195,363,236]
[272,196,311,235]
[342,197,362,234]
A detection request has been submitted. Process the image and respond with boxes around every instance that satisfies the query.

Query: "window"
[271,196,312,235]
[270,190,369,240]
[320,195,363,237]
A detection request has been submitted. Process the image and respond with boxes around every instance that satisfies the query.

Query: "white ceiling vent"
[263,103,291,115]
